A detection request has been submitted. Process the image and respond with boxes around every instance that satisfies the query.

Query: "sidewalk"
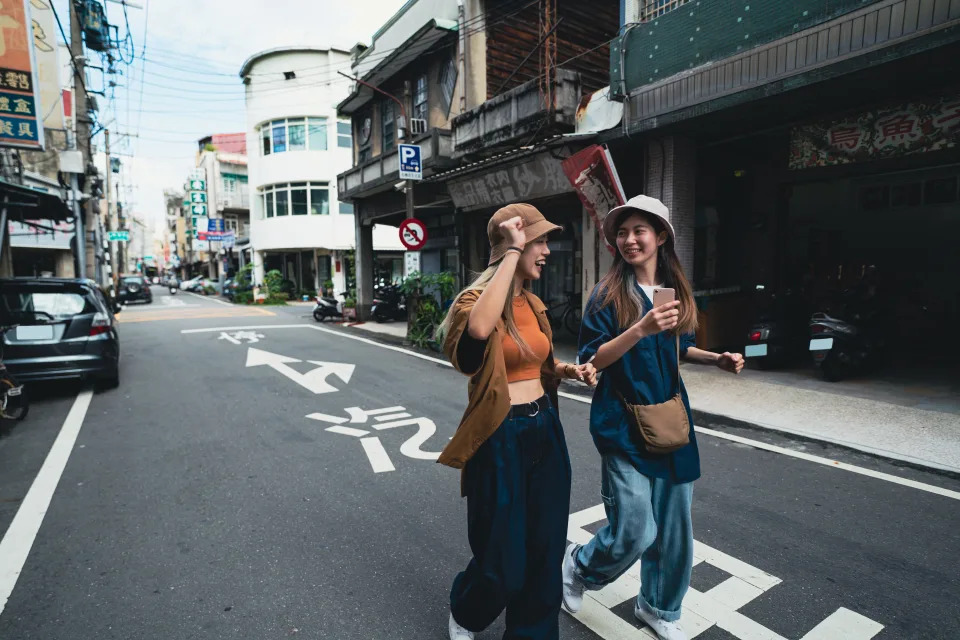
[551,343,960,474]
[331,319,960,473]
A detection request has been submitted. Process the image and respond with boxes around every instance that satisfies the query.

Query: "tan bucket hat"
[487,203,562,265]
[601,194,675,247]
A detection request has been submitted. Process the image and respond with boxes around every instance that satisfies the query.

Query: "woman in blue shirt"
[560,195,744,640]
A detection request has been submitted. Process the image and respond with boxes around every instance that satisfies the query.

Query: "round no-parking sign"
[399,218,428,251]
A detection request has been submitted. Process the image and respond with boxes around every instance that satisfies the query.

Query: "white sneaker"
[448,612,474,640]
[634,599,687,640]
[561,543,586,613]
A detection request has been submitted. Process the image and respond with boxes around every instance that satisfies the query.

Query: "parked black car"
[0,278,120,387]
[117,275,153,304]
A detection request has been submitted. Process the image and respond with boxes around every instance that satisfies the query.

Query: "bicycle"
[545,292,582,337]
[0,325,28,421]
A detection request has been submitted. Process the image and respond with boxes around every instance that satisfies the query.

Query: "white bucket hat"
[601,195,675,247]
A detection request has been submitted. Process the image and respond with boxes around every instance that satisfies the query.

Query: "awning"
[338,19,458,115]
[0,178,72,222]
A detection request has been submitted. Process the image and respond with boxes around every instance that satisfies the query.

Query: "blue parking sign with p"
[398,144,422,180]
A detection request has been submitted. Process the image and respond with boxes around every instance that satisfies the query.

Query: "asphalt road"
[0,288,958,639]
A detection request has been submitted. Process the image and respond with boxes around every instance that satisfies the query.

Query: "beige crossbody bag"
[616,335,690,455]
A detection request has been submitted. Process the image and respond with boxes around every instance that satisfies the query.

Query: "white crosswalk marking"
[566,504,884,640]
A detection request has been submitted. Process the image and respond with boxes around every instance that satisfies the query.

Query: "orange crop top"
[501,295,550,382]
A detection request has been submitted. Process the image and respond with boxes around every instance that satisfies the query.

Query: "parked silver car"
[0,278,120,387]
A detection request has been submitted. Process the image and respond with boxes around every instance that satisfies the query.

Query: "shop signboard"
[790,94,960,169]
[448,151,573,211]
[0,0,44,149]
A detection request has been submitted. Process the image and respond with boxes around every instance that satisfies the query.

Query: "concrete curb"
[324,322,959,478]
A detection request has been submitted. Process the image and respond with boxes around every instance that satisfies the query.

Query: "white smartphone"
[652,287,676,308]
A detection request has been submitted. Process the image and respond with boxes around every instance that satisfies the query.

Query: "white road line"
[0,390,93,615]
[181,324,310,334]
[185,291,234,307]
[694,426,960,502]
[180,323,960,499]
[326,425,371,438]
[360,437,396,473]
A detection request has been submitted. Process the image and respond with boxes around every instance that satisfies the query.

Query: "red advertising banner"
[789,94,960,169]
[561,144,626,253]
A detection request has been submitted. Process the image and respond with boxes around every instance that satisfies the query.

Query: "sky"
[54,0,408,231]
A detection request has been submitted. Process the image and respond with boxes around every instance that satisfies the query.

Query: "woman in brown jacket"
[438,203,596,640]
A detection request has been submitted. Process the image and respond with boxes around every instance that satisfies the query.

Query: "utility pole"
[104,129,118,295]
[69,0,94,279]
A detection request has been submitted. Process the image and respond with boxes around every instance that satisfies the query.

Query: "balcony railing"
[218,186,250,211]
[451,69,580,157]
[337,128,454,199]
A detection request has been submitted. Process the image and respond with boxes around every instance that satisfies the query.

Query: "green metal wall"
[611,0,884,98]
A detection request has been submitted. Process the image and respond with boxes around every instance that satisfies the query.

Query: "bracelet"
[504,246,524,255]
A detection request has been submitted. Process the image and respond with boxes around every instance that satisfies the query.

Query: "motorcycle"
[744,284,810,369]
[313,293,345,322]
[808,269,886,381]
[371,285,407,323]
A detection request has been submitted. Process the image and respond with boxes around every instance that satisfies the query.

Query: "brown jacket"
[438,288,561,472]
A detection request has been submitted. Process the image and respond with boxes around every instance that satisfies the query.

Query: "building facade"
[604,0,960,355]
[241,47,402,298]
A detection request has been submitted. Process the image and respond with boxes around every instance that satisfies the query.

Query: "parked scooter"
[371,285,407,323]
[808,268,885,381]
[744,284,810,369]
[313,293,345,322]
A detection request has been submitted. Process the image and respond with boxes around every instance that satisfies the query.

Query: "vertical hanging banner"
[0,0,43,149]
[561,144,626,253]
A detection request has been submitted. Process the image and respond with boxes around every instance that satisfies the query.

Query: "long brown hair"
[595,210,698,334]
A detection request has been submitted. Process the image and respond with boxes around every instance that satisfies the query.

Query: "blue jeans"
[573,453,694,622]
[450,397,572,640]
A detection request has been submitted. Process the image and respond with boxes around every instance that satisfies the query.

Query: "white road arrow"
[245,348,354,394]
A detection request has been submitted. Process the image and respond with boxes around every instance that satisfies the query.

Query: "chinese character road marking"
[566,504,883,640]
[307,406,443,472]
[218,330,265,344]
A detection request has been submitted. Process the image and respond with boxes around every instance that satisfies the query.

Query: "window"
[638,0,690,21]
[359,148,372,163]
[413,74,428,121]
[271,119,287,153]
[439,58,457,113]
[224,216,239,232]
[337,121,352,149]
[381,100,395,153]
[258,182,331,216]
[925,176,958,205]
[275,187,288,216]
[291,183,308,215]
[260,194,266,219]
[0,290,93,321]
[308,118,327,151]
[311,186,329,215]
[258,117,329,155]
[339,201,354,214]
[288,118,306,151]
[223,177,236,193]
[261,126,271,155]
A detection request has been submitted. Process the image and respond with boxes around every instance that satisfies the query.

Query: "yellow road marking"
[117,307,275,323]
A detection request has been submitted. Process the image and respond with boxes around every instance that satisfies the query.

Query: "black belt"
[507,394,549,418]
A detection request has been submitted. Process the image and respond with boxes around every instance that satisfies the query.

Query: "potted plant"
[323,279,334,297]
[342,297,357,320]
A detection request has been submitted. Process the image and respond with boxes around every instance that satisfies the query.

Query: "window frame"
[336,120,352,149]
[258,117,330,155]
[381,100,395,153]
[413,74,428,122]
[257,182,332,217]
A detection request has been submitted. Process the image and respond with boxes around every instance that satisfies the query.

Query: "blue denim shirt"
[577,283,701,483]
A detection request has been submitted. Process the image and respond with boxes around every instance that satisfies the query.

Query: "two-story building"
[338,0,619,326]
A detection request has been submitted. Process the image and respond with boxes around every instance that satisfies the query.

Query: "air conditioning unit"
[409,118,427,136]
